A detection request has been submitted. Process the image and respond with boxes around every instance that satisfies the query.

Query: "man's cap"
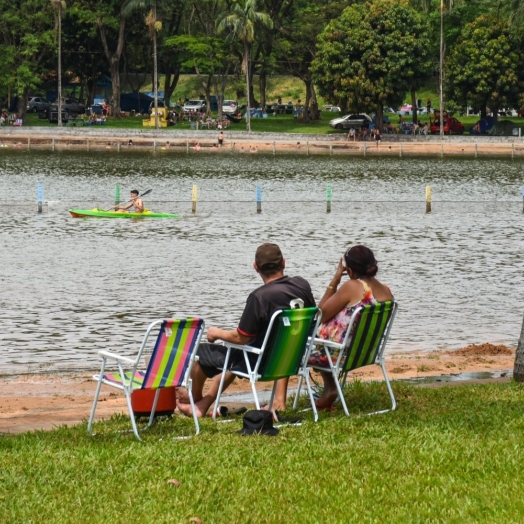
[255,243,283,270]
[237,410,279,436]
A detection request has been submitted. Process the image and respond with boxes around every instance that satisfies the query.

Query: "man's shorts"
[197,342,255,378]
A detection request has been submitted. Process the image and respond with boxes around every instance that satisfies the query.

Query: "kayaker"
[112,190,144,213]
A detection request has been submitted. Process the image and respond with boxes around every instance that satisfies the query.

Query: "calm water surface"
[1,150,523,374]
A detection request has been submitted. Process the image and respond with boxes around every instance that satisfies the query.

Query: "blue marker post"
[326,184,332,213]
[256,185,262,214]
[522,186,524,214]
[37,184,43,214]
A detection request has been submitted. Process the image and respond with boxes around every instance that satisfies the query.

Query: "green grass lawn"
[2,381,524,523]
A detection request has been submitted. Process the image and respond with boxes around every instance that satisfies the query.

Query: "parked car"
[27,97,50,113]
[49,98,85,115]
[329,113,372,130]
[323,106,341,112]
[222,100,238,114]
[429,111,465,134]
[183,99,206,113]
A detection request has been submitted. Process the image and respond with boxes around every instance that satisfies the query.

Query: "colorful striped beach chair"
[295,301,398,417]
[88,317,204,439]
[213,305,321,422]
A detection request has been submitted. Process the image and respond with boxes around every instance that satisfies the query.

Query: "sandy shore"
[1,130,523,157]
[0,343,514,434]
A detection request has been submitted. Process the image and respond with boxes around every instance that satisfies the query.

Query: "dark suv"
[48,98,85,122]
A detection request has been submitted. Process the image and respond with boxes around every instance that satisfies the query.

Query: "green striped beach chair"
[213,306,321,422]
[88,317,204,439]
[295,301,398,417]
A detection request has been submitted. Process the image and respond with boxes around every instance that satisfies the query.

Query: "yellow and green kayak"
[69,208,179,219]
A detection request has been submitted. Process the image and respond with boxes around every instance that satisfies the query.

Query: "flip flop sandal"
[272,410,303,424]
[210,406,248,418]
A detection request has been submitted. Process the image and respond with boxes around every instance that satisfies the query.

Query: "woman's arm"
[318,258,352,323]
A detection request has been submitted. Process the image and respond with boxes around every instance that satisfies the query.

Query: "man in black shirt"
[177,243,315,418]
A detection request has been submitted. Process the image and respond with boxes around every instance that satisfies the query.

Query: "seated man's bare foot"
[176,387,203,404]
[177,401,206,418]
[176,387,190,405]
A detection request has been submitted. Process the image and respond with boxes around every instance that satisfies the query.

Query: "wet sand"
[0,343,514,434]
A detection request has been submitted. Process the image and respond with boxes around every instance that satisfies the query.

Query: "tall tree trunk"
[259,70,266,112]
[244,40,251,133]
[98,13,126,119]
[153,5,159,130]
[513,313,524,381]
[58,7,62,127]
[303,78,311,123]
[411,88,418,124]
[376,104,384,132]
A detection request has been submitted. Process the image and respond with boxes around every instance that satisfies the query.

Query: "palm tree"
[217,0,273,132]
[124,0,162,130]
[51,0,66,127]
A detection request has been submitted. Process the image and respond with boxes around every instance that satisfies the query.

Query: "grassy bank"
[2,381,524,523]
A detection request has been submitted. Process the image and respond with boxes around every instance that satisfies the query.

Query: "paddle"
[108,189,152,211]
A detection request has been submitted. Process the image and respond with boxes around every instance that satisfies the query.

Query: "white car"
[183,99,206,113]
[329,113,372,130]
[222,100,238,114]
[323,106,341,112]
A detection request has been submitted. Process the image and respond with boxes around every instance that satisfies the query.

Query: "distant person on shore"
[347,127,356,141]
[111,190,144,214]
[308,245,393,410]
[218,131,224,146]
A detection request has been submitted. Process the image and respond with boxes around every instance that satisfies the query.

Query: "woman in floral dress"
[309,245,394,409]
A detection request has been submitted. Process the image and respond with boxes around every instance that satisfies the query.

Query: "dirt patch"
[444,343,513,357]
[0,342,516,434]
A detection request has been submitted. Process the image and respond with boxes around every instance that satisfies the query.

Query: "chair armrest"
[97,350,137,366]
[312,338,344,351]
[224,343,263,355]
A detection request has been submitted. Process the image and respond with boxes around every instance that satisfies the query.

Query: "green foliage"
[2,382,524,522]
[445,15,524,114]
[312,0,432,116]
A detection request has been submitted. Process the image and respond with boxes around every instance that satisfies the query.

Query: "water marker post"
[329,144,332,156]
[326,184,332,213]
[52,138,55,151]
[306,141,309,156]
[363,143,367,156]
[117,141,121,152]
[426,185,432,214]
[256,185,262,214]
[475,143,478,158]
[37,184,43,214]
[399,143,402,157]
[273,141,276,155]
[522,186,524,214]
[87,139,90,151]
[192,185,198,214]
[512,142,514,159]
[186,140,189,154]
[115,184,121,206]
[27,138,31,149]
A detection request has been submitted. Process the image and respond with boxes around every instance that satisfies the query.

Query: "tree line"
[1,0,524,128]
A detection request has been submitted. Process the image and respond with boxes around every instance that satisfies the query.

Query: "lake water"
[1,150,523,374]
